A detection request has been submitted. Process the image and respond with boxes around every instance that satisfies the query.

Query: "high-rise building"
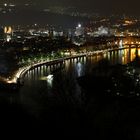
[75,24,84,36]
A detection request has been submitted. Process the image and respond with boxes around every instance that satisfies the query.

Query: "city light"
[78,24,81,28]
[47,74,53,80]
[4,3,7,7]
[0,2,140,136]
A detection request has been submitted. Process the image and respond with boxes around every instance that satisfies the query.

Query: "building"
[4,26,13,42]
[75,24,84,37]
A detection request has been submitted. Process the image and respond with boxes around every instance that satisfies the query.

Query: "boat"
[40,74,53,81]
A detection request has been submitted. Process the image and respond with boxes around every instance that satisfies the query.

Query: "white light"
[4,3,7,7]
[116,92,120,95]
[78,24,81,28]
[47,74,53,87]
[47,74,53,80]
[76,62,82,77]
[6,36,11,42]
[119,40,123,48]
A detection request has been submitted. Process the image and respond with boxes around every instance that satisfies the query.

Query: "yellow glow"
[4,27,7,33]
[138,49,140,57]
[7,26,12,34]
[131,48,136,61]
[4,26,12,34]
[125,20,133,25]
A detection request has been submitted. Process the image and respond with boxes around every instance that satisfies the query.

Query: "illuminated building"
[94,26,109,36]
[4,26,13,42]
[73,24,86,46]
[75,24,84,36]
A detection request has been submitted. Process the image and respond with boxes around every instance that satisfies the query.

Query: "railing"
[5,46,140,84]
[17,51,104,81]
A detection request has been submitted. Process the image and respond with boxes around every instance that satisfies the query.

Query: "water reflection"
[46,75,53,87]
[76,62,83,77]
[1,45,140,137]
[18,47,140,119]
[23,48,140,85]
[105,48,140,65]
[119,40,123,48]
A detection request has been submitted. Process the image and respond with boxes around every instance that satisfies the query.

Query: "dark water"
[0,48,140,138]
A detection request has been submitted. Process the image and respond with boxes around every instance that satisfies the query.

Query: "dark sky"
[47,0,140,14]
[1,0,140,14]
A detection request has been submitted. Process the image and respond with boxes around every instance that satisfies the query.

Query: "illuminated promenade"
[3,39,140,85]
[5,50,106,84]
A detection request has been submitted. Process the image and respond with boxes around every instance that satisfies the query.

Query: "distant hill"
[0,7,89,28]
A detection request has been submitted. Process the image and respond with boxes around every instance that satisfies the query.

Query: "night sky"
[0,0,140,14]
[0,0,139,27]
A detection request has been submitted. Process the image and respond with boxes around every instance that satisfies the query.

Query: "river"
[1,47,140,138]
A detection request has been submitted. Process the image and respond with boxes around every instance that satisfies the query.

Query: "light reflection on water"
[15,48,140,116]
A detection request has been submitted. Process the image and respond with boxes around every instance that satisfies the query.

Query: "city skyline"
[0,0,140,138]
